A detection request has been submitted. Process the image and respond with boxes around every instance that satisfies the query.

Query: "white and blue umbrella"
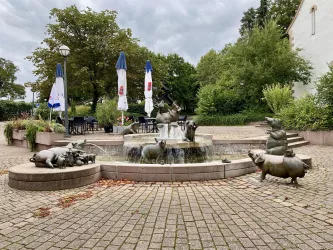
[144,60,153,117]
[53,63,65,113]
[48,64,64,120]
[116,51,128,125]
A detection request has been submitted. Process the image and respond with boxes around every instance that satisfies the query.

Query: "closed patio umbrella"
[116,51,128,125]
[48,64,64,120]
[144,60,153,117]
[53,63,65,115]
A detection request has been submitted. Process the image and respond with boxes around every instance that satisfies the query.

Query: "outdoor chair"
[86,116,98,133]
[138,116,148,133]
[72,116,87,135]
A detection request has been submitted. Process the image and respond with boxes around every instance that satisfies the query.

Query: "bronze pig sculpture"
[248,150,309,184]
[141,138,166,164]
[265,117,287,155]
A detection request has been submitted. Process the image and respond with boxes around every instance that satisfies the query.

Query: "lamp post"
[59,45,70,137]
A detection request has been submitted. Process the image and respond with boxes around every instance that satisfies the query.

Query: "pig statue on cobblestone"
[248,150,309,184]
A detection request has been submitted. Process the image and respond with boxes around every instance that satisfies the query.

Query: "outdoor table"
[144,117,158,133]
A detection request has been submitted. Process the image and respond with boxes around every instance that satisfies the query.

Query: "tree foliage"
[27,6,167,112]
[316,66,333,110]
[196,21,312,113]
[0,58,25,100]
[239,0,301,36]
[270,0,301,33]
[164,54,198,113]
[263,83,293,114]
[239,8,257,37]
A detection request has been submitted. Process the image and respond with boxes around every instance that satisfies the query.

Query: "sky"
[0,0,259,102]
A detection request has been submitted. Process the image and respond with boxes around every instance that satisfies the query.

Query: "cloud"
[0,0,259,101]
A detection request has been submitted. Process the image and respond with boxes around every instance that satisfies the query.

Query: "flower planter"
[113,126,125,134]
[35,132,64,146]
[104,125,113,133]
[12,130,28,148]
[12,130,26,140]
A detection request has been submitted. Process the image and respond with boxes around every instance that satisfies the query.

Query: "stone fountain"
[123,102,213,164]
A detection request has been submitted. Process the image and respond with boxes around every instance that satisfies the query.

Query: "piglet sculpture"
[141,138,166,164]
[248,150,309,184]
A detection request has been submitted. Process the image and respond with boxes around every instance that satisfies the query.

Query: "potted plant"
[96,99,121,133]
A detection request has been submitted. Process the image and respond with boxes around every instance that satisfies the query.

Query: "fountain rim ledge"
[8,154,311,190]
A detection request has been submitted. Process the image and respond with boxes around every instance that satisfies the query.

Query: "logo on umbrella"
[147,82,152,91]
[119,86,124,95]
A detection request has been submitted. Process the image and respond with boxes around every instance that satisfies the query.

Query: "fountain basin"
[123,133,214,163]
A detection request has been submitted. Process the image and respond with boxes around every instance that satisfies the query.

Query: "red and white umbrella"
[144,60,153,117]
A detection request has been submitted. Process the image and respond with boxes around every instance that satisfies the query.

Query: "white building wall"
[289,0,333,98]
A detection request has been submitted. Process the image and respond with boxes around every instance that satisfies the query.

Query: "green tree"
[27,5,164,113]
[165,54,198,113]
[197,21,312,112]
[257,0,270,27]
[239,8,257,36]
[269,0,301,33]
[0,58,25,100]
[239,0,270,36]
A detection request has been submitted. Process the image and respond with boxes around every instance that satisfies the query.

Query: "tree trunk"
[91,83,98,114]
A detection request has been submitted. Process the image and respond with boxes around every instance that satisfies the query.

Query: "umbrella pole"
[122,111,124,125]
[50,108,52,121]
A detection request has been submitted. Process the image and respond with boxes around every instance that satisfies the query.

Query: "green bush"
[35,103,58,120]
[196,85,244,115]
[127,102,145,115]
[4,121,14,145]
[278,95,333,131]
[0,100,33,121]
[263,83,293,114]
[194,112,272,126]
[69,105,92,117]
[96,99,121,127]
[316,66,333,109]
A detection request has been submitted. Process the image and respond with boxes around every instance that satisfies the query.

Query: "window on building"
[310,6,317,35]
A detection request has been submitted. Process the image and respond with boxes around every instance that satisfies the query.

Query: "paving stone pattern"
[0,122,333,249]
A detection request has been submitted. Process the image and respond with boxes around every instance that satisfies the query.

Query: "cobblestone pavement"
[0,122,333,249]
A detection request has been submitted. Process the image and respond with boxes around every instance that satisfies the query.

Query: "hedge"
[194,112,272,126]
[0,101,33,121]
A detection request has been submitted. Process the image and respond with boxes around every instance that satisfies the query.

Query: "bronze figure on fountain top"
[156,101,181,124]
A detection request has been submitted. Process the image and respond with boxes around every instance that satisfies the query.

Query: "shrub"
[194,111,272,126]
[263,83,293,114]
[35,103,58,120]
[278,95,332,130]
[96,99,121,127]
[0,101,33,121]
[4,122,14,145]
[316,66,333,109]
[196,85,244,115]
[127,102,145,115]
